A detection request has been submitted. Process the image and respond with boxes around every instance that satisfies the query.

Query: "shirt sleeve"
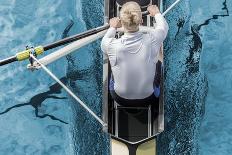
[149,13,169,45]
[101,27,117,54]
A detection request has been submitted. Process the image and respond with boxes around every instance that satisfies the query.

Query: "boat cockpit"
[102,0,164,147]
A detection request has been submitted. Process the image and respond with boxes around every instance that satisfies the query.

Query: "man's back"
[108,31,160,99]
[101,7,169,100]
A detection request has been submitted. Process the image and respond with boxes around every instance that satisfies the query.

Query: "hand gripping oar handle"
[41,10,153,51]
[142,11,150,16]
[142,0,181,16]
[41,0,181,50]
[0,12,149,67]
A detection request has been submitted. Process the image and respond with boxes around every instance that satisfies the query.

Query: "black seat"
[116,0,151,7]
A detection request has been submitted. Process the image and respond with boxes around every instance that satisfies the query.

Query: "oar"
[0,25,110,66]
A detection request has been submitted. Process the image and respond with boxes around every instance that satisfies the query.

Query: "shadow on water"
[0,20,76,124]
[0,77,68,124]
[186,0,229,74]
[174,18,185,40]
[173,0,229,74]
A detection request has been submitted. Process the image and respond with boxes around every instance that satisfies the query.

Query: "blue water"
[0,0,231,155]
[194,1,232,155]
[0,0,108,155]
[158,0,231,155]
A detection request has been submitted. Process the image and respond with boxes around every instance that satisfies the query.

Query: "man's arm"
[101,17,121,54]
[147,5,169,45]
[101,27,117,54]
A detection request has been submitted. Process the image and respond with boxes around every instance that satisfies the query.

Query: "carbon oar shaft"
[43,25,110,51]
[0,56,17,66]
[0,25,109,66]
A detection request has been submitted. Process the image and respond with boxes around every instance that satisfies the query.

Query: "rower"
[101,2,168,109]
[101,3,169,154]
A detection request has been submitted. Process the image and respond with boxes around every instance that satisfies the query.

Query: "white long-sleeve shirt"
[101,13,169,99]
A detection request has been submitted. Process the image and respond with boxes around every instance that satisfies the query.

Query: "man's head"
[120,2,142,32]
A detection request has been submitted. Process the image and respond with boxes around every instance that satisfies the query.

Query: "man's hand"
[109,17,122,28]
[147,5,160,16]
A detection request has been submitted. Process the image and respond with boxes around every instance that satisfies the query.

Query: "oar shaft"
[0,25,109,67]
[162,0,181,16]
[43,25,110,51]
[41,11,151,51]
[0,56,17,66]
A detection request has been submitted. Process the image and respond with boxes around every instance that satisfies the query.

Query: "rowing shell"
[102,0,164,155]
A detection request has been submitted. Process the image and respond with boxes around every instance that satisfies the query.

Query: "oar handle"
[0,56,17,66]
[0,25,109,67]
[142,11,150,16]
[142,0,182,17]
